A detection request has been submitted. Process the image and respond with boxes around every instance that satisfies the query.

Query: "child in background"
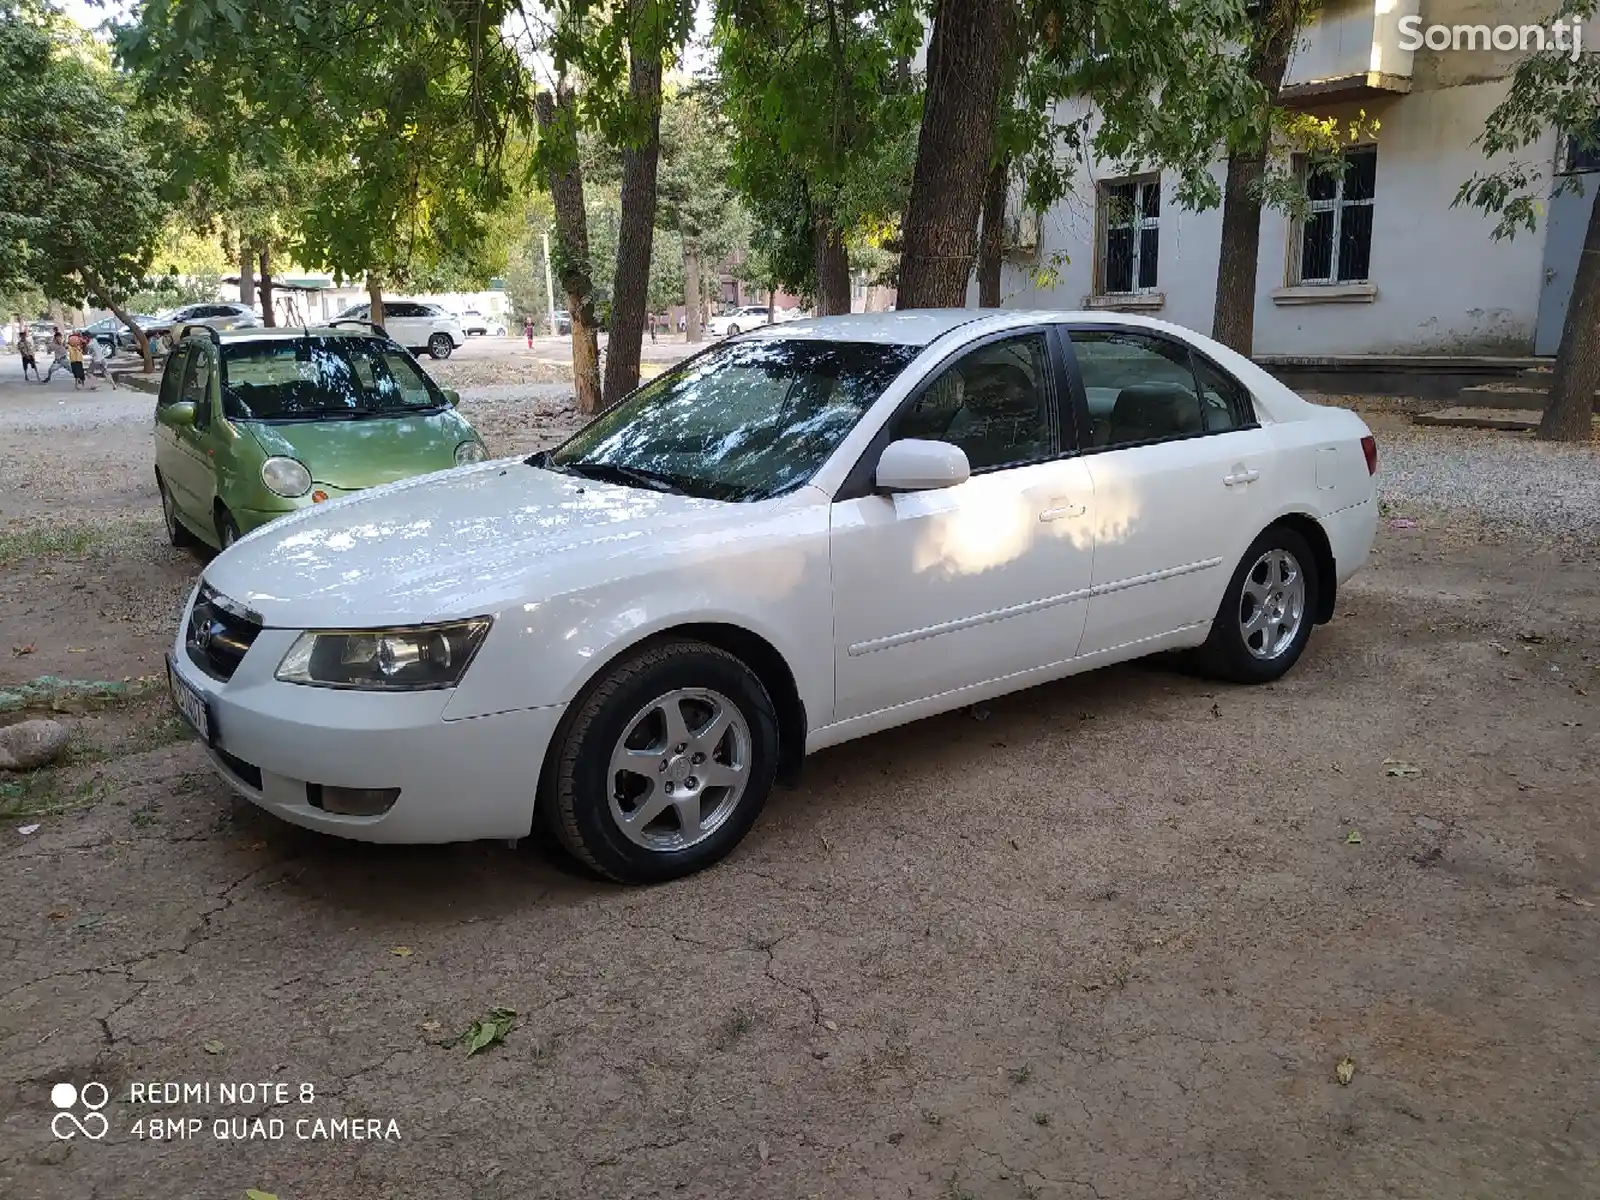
[66,333,87,390]
[17,325,39,381]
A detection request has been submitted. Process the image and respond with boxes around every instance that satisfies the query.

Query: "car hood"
[244,411,478,491]
[202,461,785,627]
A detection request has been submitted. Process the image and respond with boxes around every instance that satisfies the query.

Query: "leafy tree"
[715,0,922,314]
[1,0,170,365]
[1456,5,1600,442]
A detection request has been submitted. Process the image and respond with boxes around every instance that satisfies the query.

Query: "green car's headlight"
[455,440,488,466]
[275,619,492,690]
[261,456,312,498]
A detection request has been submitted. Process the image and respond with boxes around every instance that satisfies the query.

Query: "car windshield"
[220,337,446,422]
[543,338,919,502]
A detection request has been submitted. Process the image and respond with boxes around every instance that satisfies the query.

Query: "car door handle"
[1040,502,1087,522]
[1223,468,1260,487]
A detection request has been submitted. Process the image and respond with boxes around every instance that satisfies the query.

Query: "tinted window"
[1070,330,1202,448]
[548,338,919,502]
[220,337,445,421]
[1193,357,1255,431]
[157,346,189,408]
[889,333,1059,472]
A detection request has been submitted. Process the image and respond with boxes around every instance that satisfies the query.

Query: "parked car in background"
[705,305,772,337]
[163,309,1378,884]
[334,301,465,359]
[80,313,159,352]
[153,326,487,552]
[458,310,507,337]
[552,309,572,335]
[145,303,262,347]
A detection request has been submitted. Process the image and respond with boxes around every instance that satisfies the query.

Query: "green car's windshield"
[543,338,920,502]
[220,337,445,422]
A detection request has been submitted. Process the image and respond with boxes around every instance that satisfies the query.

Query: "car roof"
[188,325,388,345]
[742,309,988,346]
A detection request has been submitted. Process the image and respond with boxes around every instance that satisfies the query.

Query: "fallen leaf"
[11,643,35,657]
[1009,837,1021,851]
[463,1007,516,1057]
[48,909,68,919]
[1345,830,1364,845]
[245,1190,280,1200]
[758,1139,770,1164]
[1556,891,1596,909]
[18,823,40,835]
[822,1019,838,1032]
[1335,1056,1356,1086]
[66,647,89,653]
[1383,759,1423,778]
[390,946,414,958]
[72,913,104,930]
[1521,632,1547,644]
[203,1039,226,1055]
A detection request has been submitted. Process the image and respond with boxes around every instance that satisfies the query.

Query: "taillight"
[1360,434,1377,476]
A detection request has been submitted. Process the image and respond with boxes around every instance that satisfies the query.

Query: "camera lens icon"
[50,1081,109,1140]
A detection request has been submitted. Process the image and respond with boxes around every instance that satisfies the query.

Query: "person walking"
[66,333,87,390]
[524,315,534,348]
[86,333,116,389]
[41,329,67,383]
[17,324,39,381]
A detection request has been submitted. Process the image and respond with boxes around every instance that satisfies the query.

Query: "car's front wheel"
[428,333,454,359]
[727,323,741,336]
[1195,525,1319,684]
[544,639,779,883]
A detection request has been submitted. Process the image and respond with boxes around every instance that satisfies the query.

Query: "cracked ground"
[1,374,1598,1199]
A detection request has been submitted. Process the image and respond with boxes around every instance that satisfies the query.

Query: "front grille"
[185,584,262,681]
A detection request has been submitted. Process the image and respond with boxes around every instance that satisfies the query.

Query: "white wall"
[984,78,1553,356]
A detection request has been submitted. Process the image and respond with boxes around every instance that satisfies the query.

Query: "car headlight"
[261,456,312,498]
[455,440,487,465]
[275,619,492,690]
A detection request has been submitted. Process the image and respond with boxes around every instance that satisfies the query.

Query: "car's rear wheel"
[428,333,454,359]
[727,323,741,336]
[1194,525,1319,684]
[544,639,778,884]
[157,473,195,548]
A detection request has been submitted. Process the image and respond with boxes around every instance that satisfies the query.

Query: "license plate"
[166,654,213,745]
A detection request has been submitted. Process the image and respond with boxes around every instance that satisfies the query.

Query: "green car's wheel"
[216,510,241,551]
[157,473,195,548]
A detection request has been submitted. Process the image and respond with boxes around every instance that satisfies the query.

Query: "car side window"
[1193,356,1256,431]
[1070,331,1204,449]
[183,345,214,428]
[888,333,1059,473]
[387,303,417,318]
[157,346,189,409]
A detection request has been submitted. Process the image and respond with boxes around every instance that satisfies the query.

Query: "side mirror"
[443,388,461,407]
[167,401,196,427]
[875,438,971,493]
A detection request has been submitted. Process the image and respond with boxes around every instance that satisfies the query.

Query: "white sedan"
[705,305,803,337]
[166,310,1378,883]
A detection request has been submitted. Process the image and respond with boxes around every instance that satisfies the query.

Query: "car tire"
[1193,524,1320,684]
[727,324,741,336]
[428,333,454,359]
[543,638,779,884]
[216,509,241,552]
[157,473,196,548]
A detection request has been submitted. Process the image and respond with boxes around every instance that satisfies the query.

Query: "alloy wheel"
[1238,548,1306,660]
[605,688,751,852]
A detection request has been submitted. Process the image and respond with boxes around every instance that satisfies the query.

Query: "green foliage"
[1454,1,1600,240]
[0,0,169,307]
[118,1,534,287]
[714,0,923,294]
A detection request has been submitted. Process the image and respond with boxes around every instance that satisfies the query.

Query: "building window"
[1293,146,1376,285]
[1096,176,1160,295]
[1560,124,1600,174]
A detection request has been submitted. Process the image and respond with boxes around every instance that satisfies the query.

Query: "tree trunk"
[366,275,386,330]
[238,243,255,311]
[601,6,665,406]
[1210,0,1300,355]
[976,155,1009,307]
[79,264,151,372]
[896,0,1010,308]
[536,85,603,415]
[683,239,703,343]
[258,250,276,327]
[814,219,851,315]
[768,278,777,323]
[1539,191,1600,441]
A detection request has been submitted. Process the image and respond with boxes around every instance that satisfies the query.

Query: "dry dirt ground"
[0,364,1597,1200]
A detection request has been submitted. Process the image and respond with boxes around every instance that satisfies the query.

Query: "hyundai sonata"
[167,310,1379,883]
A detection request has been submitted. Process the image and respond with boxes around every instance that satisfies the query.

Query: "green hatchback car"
[154,326,488,550]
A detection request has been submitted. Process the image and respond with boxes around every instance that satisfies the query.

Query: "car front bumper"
[168,600,565,843]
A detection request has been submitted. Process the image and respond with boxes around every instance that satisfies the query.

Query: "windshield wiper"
[558,461,692,495]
